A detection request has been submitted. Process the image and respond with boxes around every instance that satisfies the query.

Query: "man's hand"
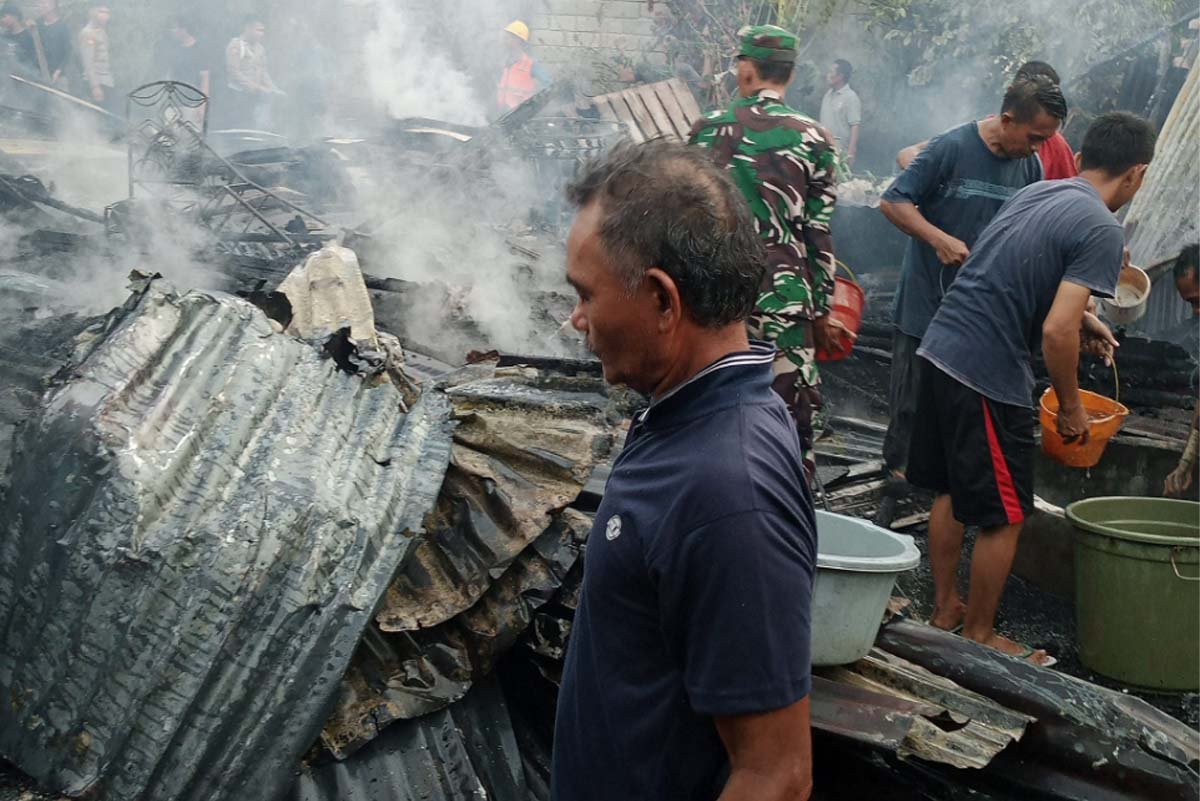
[91,85,104,103]
[1164,462,1194,497]
[934,233,970,266]
[1057,402,1090,445]
[813,314,855,355]
[1080,311,1118,365]
[845,151,856,168]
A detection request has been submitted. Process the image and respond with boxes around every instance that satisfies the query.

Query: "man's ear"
[1074,151,1083,172]
[644,267,683,333]
[1126,163,1149,185]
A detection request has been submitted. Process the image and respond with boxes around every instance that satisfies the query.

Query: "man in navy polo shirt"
[552,140,817,801]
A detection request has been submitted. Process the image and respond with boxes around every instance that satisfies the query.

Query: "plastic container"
[1066,497,1200,690]
[1099,265,1151,326]
[811,511,921,665]
[1039,387,1129,468]
[815,261,866,362]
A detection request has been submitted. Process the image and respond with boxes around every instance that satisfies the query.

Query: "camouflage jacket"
[689,89,838,321]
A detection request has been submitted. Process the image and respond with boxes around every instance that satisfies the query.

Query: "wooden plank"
[666,78,703,125]
[593,97,619,124]
[605,96,643,142]
[619,91,658,140]
[634,84,678,141]
[651,81,691,139]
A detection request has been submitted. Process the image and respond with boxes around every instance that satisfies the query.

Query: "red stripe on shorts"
[981,398,1024,525]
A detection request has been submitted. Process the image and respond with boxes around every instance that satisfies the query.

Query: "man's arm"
[879,198,970,266]
[531,60,552,89]
[880,136,970,266]
[79,31,101,100]
[1165,403,1199,497]
[800,131,841,352]
[662,509,816,801]
[845,91,862,166]
[1043,281,1095,443]
[896,138,928,170]
[715,698,813,801]
[225,40,248,90]
[804,133,838,314]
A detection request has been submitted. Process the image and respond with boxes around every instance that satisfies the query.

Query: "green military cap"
[736,24,797,63]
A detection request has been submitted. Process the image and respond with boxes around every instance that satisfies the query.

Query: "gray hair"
[566,139,767,328]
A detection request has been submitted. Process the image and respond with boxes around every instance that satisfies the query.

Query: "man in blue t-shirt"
[908,112,1157,665]
[553,140,816,800]
[878,77,1066,485]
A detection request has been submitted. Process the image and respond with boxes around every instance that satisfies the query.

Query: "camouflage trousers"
[747,311,824,484]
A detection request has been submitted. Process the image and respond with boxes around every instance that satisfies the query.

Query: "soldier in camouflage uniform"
[689,24,841,480]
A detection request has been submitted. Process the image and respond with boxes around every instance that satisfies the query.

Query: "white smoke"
[361,3,488,125]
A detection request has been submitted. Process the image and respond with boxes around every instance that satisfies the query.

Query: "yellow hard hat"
[504,20,530,42]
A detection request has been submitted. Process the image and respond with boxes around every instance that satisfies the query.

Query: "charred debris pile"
[1,262,1195,801]
[0,83,604,365]
[0,86,1196,801]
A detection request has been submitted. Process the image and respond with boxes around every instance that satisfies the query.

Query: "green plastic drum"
[1066,497,1200,690]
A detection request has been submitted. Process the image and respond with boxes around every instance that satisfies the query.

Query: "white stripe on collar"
[639,343,776,420]
[755,89,784,101]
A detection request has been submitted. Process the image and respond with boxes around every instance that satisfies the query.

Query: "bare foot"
[930,598,966,632]
[976,632,1056,667]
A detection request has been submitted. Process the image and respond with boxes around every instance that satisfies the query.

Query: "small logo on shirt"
[605,515,622,541]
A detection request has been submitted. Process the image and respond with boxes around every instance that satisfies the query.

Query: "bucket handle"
[834,259,860,286]
[1170,546,1200,582]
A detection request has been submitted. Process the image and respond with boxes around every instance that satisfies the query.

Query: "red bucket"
[816,261,865,362]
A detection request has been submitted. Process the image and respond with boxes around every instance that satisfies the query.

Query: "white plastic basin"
[811,511,921,665]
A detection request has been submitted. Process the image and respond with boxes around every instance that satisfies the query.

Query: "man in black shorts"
[908,112,1156,665]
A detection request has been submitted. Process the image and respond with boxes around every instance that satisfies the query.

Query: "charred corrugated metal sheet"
[878,620,1200,800]
[321,509,592,758]
[375,367,626,634]
[0,282,456,801]
[319,364,629,759]
[0,310,95,480]
[1126,58,1198,338]
[292,677,529,801]
[813,650,1033,770]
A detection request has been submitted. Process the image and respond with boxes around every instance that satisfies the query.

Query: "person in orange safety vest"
[497,19,550,114]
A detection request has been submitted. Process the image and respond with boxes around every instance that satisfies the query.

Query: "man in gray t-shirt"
[878,77,1064,482]
[908,112,1157,666]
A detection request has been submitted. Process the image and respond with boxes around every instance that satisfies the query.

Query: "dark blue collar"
[636,341,777,431]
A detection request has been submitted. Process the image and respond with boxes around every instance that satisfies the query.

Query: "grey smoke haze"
[0,0,579,360]
[1,0,1179,355]
[793,0,1178,169]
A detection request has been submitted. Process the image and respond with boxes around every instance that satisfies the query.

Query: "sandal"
[1012,644,1058,668]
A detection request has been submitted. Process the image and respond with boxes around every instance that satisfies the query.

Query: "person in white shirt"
[819,59,862,168]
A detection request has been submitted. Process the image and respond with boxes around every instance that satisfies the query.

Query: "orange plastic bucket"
[816,261,865,362]
[1039,387,1129,468]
